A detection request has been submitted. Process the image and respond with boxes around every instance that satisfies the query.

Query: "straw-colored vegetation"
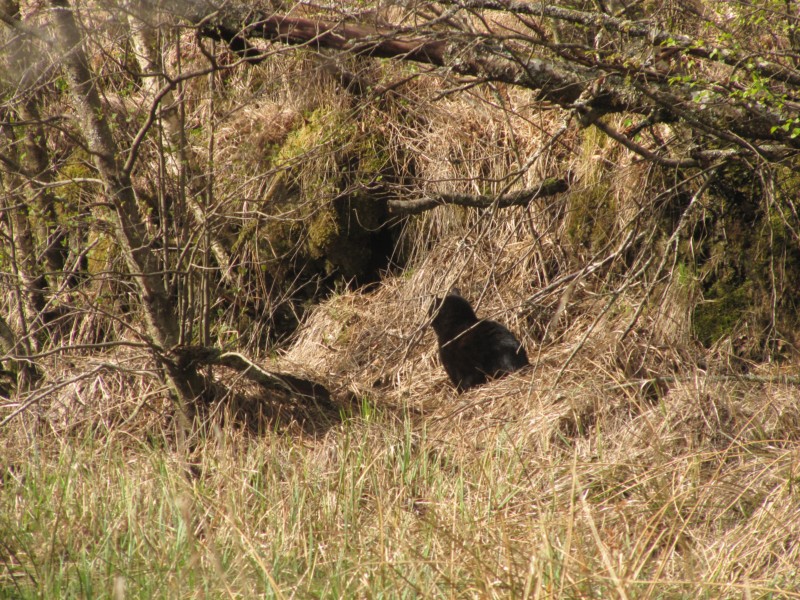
[2,1,800,597]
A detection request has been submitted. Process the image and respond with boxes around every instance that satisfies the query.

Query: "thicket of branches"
[2,0,800,420]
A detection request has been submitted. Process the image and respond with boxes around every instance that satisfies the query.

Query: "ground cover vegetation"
[2,0,800,596]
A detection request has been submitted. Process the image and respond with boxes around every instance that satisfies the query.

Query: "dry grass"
[4,227,800,598]
[3,2,800,597]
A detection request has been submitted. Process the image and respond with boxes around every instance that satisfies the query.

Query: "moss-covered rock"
[688,164,800,357]
[258,106,397,281]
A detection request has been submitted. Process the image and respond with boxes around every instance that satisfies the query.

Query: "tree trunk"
[0,123,47,339]
[49,0,207,417]
[0,0,67,279]
[126,1,234,282]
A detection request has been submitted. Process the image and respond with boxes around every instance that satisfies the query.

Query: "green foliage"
[771,116,800,139]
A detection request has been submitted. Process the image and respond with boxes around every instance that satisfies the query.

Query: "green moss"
[675,261,695,289]
[566,182,615,250]
[85,230,115,275]
[258,106,394,280]
[692,279,751,347]
[57,150,95,206]
[307,208,340,260]
[566,127,617,251]
[685,163,800,355]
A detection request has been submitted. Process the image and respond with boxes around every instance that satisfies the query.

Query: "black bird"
[429,289,529,392]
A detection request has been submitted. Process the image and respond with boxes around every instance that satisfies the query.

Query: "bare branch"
[183,4,797,148]
[451,0,800,87]
[171,346,333,405]
[387,177,568,215]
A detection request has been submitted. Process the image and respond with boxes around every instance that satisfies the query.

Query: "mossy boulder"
[688,165,800,357]
[258,107,396,281]
[567,181,615,251]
